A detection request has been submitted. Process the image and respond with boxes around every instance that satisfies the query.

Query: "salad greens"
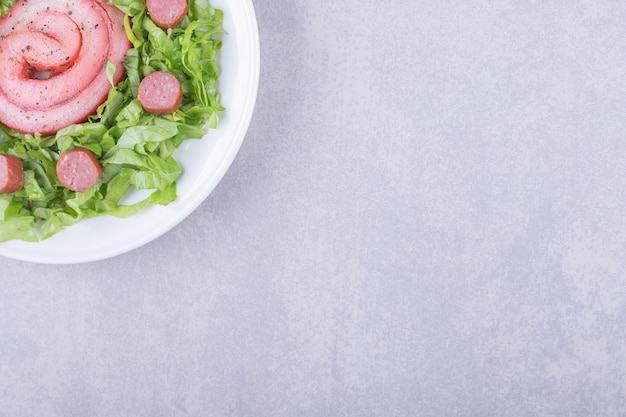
[0,0,224,242]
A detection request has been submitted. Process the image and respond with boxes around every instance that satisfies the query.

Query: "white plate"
[0,0,260,264]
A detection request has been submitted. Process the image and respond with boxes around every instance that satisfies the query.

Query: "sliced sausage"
[56,148,102,192]
[0,154,24,193]
[138,71,183,115]
[146,0,189,29]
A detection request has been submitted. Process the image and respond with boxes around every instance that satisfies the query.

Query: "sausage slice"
[146,0,189,29]
[138,71,183,115]
[0,154,24,193]
[56,148,102,192]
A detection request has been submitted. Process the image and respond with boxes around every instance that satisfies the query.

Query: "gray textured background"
[1,0,625,416]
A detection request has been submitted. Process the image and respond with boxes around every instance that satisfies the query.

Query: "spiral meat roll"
[0,0,130,135]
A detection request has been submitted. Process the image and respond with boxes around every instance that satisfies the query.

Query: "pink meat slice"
[138,71,183,115]
[146,0,189,29]
[56,148,102,192]
[0,0,130,135]
[0,154,24,193]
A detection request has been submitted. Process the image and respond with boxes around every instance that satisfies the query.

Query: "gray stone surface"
[1,0,625,415]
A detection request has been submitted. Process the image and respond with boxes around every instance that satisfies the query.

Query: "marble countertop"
[1,0,625,415]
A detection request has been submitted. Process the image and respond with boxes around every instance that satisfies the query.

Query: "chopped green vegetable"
[0,0,224,242]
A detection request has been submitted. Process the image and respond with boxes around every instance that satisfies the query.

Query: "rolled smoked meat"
[138,71,183,115]
[0,0,131,135]
[0,154,24,194]
[56,148,102,192]
[146,0,189,29]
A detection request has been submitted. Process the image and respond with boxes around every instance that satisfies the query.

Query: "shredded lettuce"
[0,0,224,241]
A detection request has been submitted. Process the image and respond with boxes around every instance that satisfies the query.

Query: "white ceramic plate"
[0,0,260,264]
